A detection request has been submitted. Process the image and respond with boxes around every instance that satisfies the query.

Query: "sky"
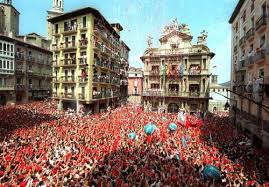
[13,0,238,84]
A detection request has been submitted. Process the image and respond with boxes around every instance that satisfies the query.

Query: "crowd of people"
[0,101,269,186]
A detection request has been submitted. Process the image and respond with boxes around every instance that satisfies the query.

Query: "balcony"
[79,93,85,100]
[62,92,75,99]
[62,41,76,51]
[93,75,111,84]
[16,84,26,91]
[0,84,15,91]
[62,58,76,67]
[255,49,266,64]
[247,55,254,67]
[63,25,78,35]
[15,53,24,61]
[238,59,246,71]
[189,66,201,75]
[93,42,102,50]
[78,76,88,83]
[256,15,267,32]
[27,56,35,63]
[246,28,254,41]
[15,67,25,75]
[52,77,60,83]
[52,92,58,98]
[233,45,238,53]
[79,38,88,48]
[142,90,165,97]
[239,36,246,47]
[61,76,76,83]
[27,69,33,75]
[111,78,120,86]
[52,60,60,68]
[80,24,88,31]
[150,70,160,76]
[120,79,128,86]
[51,44,60,52]
[79,57,87,66]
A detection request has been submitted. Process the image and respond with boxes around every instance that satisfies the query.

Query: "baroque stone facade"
[141,19,214,113]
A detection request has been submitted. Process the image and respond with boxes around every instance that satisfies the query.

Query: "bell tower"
[47,0,64,40]
[53,0,64,13]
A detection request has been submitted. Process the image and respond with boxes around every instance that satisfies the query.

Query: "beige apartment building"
[141,19,214,113]
[229,0,269,148]
[47,6,129,113]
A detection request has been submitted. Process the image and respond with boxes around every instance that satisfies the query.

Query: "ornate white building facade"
[141,19,215,113]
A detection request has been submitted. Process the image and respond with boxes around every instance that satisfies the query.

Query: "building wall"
[0,39,15,104]
[209,87,230,112]
[230,0,269,117]
[230,0,269,148]
[128,77,143,95]
[15,42,52,103]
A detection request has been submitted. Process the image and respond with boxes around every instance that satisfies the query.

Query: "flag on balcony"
[166,64,171,78]
[162,64,166,78]
[174,65,178,78]
[179,63,184,78]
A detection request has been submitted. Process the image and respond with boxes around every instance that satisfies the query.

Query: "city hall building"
[141,19,214,113]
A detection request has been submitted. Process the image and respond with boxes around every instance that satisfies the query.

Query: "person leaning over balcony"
[81,69,87,82]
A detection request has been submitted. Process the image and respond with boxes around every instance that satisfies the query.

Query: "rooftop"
[0,34,52,53]
[229,0,245,24]
[47,7,120,38]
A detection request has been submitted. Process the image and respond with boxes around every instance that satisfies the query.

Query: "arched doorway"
[213,106,217,113]
[168,103,179,113]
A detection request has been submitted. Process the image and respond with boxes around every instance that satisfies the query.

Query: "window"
[251,0,254,12]
[82,16,87,28]
[235,22,238,32]
[203,59,207,69]
[260,35,265,48]
[17,78,21,84]
[10,62,14,70]
[10,45,13,56]
[262,3,266,16]
[151,84,160,89]
[259,69,264,78]
[3,60,6,69]
[7,44,10,55]
[3,43,6,55]
[242,10,246,22]
[251,17,254,28]
[0,42,2,54]
[29,79,32,85]
[6,61,9,69]
[250,44,253,52]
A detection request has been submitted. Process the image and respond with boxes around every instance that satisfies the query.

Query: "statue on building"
[180,24,191,35]
[197,30,208,45]
[147,35,153,48]
[162,18,180,36]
